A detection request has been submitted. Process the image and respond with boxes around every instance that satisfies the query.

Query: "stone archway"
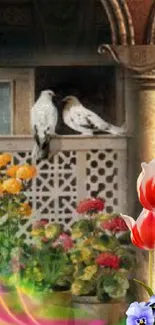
[145,1,155,44]
[100,0,135,45]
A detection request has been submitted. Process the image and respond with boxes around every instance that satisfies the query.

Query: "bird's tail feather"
[35,143,50,163]
[31,142,49,163]
[104,122,126,135]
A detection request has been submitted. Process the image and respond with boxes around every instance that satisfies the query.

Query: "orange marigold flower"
[0,153,12,168]
[6,165,20,178]
[16,164,37,180]
[0,183,4,195]
[19,202,32,217]
[3,178,22,194]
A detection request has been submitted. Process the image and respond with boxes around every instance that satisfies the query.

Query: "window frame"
[0,68,34,137]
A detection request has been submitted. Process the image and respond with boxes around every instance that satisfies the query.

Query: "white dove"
[31,90,58,162]
[62,95,126,135]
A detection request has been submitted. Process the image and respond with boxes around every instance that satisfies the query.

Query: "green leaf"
[133,279,154,297]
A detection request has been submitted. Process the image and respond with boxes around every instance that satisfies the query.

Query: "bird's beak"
[52,91,56,96]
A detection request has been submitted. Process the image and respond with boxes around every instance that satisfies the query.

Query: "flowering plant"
[68,198,135,302]
[0,153,36,284]
[121,159,155,325]
[17,219,74,294]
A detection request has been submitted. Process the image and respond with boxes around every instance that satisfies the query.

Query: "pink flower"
[96,252,120,269]
[53,233,73,251]
[121,209,155,250]
[76,197,105,215]
[137,160,155,210]
[11,257,25,272]
[101,216,128,233]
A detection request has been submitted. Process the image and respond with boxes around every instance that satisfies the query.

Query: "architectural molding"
[98,44,155,72]
[100,0,135,45]
[132,70,155,89]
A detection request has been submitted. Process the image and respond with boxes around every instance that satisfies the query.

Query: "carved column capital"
[98,44,155,73]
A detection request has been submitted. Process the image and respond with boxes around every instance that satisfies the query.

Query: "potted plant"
[68,197,135,325]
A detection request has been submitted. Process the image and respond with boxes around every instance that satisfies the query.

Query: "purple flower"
[146,295,155,316]
[126,302,154,325]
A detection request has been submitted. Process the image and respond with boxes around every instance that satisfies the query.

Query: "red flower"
[96,252,120,269]
[137,160,155,210]
[33,219,48,229]
[53,233,73,252]
[102,216,128,233]
[121,209,155,250]
[39,219,49,226]
[76,197,105,215]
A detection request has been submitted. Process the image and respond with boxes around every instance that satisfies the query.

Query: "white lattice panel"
[0,136,127,241]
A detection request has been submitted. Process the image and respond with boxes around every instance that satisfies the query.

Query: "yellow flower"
[71,280,93,295]
[79,265,98,281]
[70,253,82,264]
[84,237,94,245]
[16,164,37,180]
[71,280,83,295]
[31,229,43,237]
[3,178,22,194]
[44,223,61,240]
[81,247,94,262]
[19,202,32,217]
[6,165,20,177]
[0,153,12,168]
[72,230,83,240]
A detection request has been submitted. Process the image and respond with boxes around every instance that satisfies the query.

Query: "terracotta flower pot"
[72,295,128,325]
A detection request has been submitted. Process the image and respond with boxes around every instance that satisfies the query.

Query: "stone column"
[134,71,155,164]
[133,70,155,300]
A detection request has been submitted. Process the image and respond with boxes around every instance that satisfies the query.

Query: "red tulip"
[137,160,155,210]
[121,209,155,250]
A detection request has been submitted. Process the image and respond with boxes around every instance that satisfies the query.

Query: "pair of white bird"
[31,90,126,161]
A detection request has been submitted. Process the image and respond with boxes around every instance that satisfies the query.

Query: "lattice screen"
[0,136,127,241]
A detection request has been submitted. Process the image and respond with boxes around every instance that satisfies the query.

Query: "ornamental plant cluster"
[0,153,36,283]
[68,198,134,301]
[0,152,135,304]
[17,197,135,302]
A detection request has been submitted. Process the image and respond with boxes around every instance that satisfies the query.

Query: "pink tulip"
[121,209,155,250]
[137,160,155,210]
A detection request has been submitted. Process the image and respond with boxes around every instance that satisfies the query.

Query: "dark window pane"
[0,82,11,135]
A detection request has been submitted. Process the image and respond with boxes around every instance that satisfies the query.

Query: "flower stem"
[149,250,153,289]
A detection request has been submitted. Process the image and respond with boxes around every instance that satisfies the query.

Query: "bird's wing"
[71,104,109,131]
[31,102,58,142]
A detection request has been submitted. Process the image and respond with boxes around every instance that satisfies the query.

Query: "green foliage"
[19,231,74,293]
[133,279,154,297]
[69,212,136,302]
[71,220,93,239]
[97,270,129,301]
